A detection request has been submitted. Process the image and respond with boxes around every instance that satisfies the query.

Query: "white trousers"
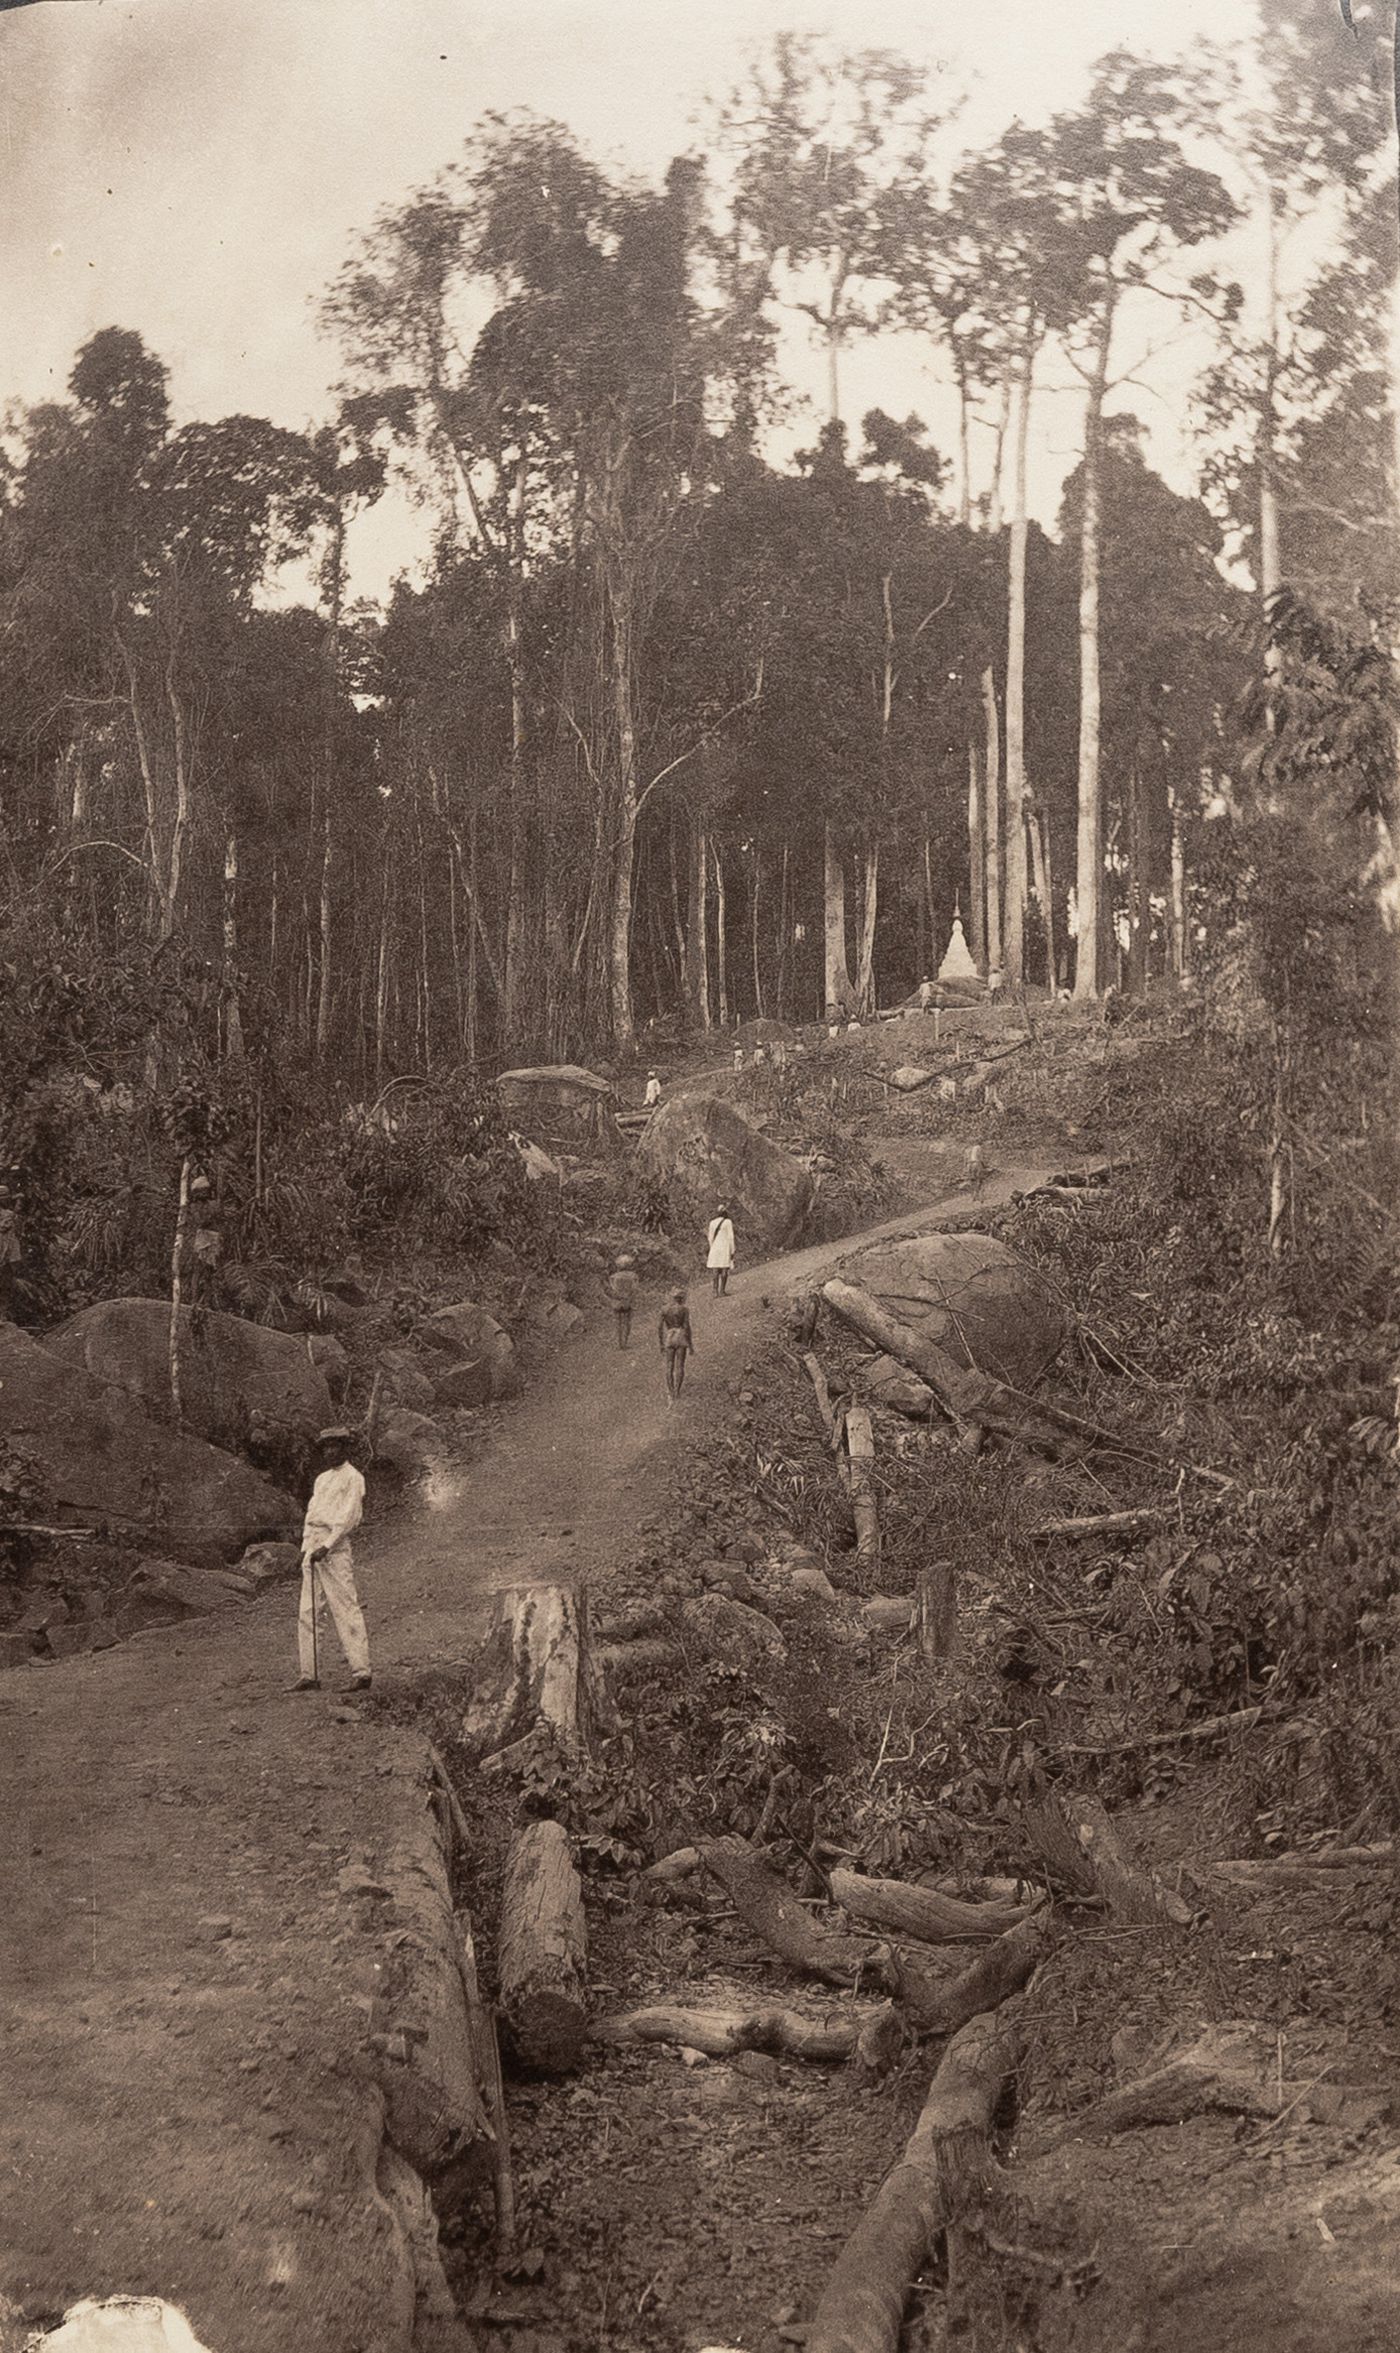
[298,1543,369,1680]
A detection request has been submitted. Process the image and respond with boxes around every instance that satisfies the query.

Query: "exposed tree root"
[1017,1791,1196,1927]
[830,1867,1040,1945]
[804,2006,1025,2353]
[700,1837,888,1989]
[596,2000,900,2065]
[894,1914,1052,2038]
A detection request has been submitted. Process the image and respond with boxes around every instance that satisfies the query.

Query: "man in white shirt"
[294,1427,370,1692]
[644,1069,662,1108]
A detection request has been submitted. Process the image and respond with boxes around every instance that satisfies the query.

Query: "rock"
[375,1346,438,1414]
[47,1299,334,1456]
[635,1094,815,1250]
[238,1540,302,1588]
[0,1319,295,1567]
[421,1303,519,1398]
[734,2049,780,2082]
[17,1593,69,1633]
[198,1915,234,1940]
[889,1064,935,1092]
[787,1562,838,1603]
[856,1353,937,1418]
[681,1592,786,1671]
[114,1559,257,1637]
[432,1359,493,1410]
[836,1231,1070,1389]
[374,1407,439,1478]
[306,1332,351,1398]
[0,1630,36,1668]
[525,1293,585,1344]
[44,1623,92,1660]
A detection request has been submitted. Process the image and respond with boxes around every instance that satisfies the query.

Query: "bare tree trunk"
[222,831,244,1060]
[1072,316,1112,1002]
[987,377,1011,534]
[854,846,879,1015]
[1030,804,1056,991]
[169,1155,191,1423]
[608,587,639,1048]
[823,825,852,1017]
[714,840,729,1028]
[163,657,192,944]
[750,847,765,1018]
[687,822,710,1029]
[502,449,530,1048]
[776,840,790,1021]
[955,364,972,527]
[1168,783,1188,983]
[1268,1016,1291,1257]
[966,744,985,972]
[375,872,391,1085]
[981,669,1002,980]
[1126,757,1148,996]
[1002,347,1032,984]
[315,806,333,1065]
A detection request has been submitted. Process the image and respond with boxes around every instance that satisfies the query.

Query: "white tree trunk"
[1072,329,1110,1002]
[1002,347,1032,984]
[823,825,852,1015]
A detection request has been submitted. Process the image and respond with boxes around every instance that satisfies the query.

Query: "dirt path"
[0,1160,1055,2353]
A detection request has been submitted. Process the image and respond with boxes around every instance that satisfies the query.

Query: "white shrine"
[937,902,979,983]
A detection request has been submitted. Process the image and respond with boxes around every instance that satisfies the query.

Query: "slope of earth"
[0,1148,1056,2353]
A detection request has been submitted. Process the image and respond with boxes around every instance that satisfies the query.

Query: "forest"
[0,1,1396,1308]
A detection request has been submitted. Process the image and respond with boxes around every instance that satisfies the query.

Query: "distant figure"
[658,1287,695,1405]
[846,1016,862,1033]
[963,1142,987,1196]
[987,968,1005,1000]
[733,1046,745,1073]
[644,1069,662,1108]
[605,1253,639,1349]
[827,1020,841,1040]
[751,1044,767,1069]
[707,1202,736,1297]
[294,1427,369,1693]
[917,977,935,1012]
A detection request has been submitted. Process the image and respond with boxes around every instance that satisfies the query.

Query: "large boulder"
[837,1231,1069,1390]
[47,1300,333,1456]
[421,1302,520,1399]
[635,1095,815,1251]
[0,1319,294,1565]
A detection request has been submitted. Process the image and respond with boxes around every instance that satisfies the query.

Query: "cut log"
[497,1819,588,2074]
[366,1791,493,2198]
[462,1583,615,1763]
[597,2000,897,2064]
[805,2007,1023,2353]
[915,1559,957,1661]
[597,1637,682,1677]
[700,1837,886,1989]
[642,1845,701,1883]
[456,1916,515,2254]
[831,1868,1037,1946]
[1031,1508,1172,1540]
[894,1914,1049,2038]
[842,1401,880,1568]
[861,1595,913,1631]
[1018,1792,1195,1928]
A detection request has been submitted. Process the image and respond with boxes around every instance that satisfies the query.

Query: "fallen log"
[462,1582,617,1763]
[596,2000,898,2064]
[830,1868,1037,1946]
[1018,1792,1195,1928]
[821,1277,1231,1486]
[1057,1701,1290,1758]
[456,1916,515,2254]
[1207,1844,1393,1889]
[701,1837,886,1989]
[1031,1508,1172,1541]
[861,1595,913,1631]
[497,1819,589,2074]
[894,1914,1050,2038]
[805,2007,1023,2353]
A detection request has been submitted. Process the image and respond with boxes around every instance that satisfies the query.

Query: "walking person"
[658,1288,694,1405]
[294,1427,370,1692]
[706,1202,736,1297]
[643,1069,662,1109]
[605,1253,639,1349]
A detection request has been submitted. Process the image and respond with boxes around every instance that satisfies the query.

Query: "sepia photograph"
[1,0,1399,2346]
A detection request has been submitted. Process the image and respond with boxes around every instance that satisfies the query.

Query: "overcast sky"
[2,0,1265,596]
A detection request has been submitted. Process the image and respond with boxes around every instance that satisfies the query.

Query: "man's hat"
[315,1425,353,1446]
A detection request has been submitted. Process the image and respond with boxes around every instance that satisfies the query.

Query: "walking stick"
[309,1553,320,1686]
